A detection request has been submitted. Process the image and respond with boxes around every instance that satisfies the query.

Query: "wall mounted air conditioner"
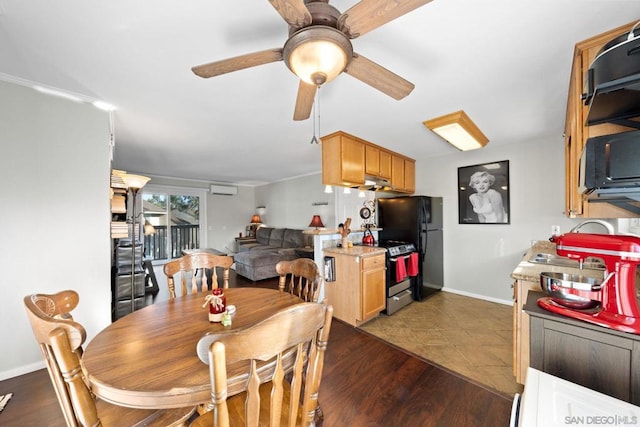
[210,185,238,196]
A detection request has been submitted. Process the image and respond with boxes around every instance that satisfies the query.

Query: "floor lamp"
[122,174,150,315]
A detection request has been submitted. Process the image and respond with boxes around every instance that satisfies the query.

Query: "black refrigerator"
[377,196,444,301]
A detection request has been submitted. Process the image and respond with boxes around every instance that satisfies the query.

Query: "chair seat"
[191,382,302,427]
[96,398,194,426]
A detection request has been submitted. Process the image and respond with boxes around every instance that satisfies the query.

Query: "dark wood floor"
[1,272,512,426]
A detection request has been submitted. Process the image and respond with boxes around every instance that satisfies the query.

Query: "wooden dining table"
[82,287,302,409]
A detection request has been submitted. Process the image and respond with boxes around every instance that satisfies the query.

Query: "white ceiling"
[1,1,638,186]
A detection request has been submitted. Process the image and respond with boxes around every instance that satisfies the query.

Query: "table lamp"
[249,214,262,237]
[309,215,325,230]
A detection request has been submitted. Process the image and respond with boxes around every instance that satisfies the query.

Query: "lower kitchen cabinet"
[323,250,386,327]
[360,256,386,321]
[525,291,640,405]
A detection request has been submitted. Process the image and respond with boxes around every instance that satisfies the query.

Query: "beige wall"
[0,80,111,379]
[413,134,583,303]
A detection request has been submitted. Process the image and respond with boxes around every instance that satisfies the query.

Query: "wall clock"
[359,206,372,220]
[359,200,376,228]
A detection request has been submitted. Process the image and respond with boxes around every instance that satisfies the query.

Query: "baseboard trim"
[0,360,45,381]
[440,286,513,307]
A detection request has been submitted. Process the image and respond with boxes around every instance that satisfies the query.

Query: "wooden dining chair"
[24,290,195,427]
[276,258,321,302]
[191,302,334,427]
[163,253,234,298]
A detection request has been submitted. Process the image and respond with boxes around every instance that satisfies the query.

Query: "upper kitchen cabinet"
[565,20,640,218]
[391,155,405,190]
[391,155,416,193]
[404,158,416,194]
[322,130,415,194]
[322,131,366,187]
[365,145,392,179]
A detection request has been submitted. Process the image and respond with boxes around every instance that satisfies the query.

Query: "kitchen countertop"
[323,246,387,257]
[303,228,382,235]
[511,240,605,282]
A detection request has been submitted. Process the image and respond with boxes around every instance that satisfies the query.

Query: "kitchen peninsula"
[323,245,387,327]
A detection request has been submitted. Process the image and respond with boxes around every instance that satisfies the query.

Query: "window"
[142,185,207,261]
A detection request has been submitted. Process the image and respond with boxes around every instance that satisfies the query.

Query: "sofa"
[233,227,314,281]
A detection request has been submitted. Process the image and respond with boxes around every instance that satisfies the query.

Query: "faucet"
[569,220,615,235]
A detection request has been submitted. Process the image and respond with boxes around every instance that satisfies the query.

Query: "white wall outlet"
[551,225,561,236]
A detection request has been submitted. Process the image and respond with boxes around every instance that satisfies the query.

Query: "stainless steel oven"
[379,240,418,315]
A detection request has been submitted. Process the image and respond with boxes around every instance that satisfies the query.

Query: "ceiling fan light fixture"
[284,26,353,86]
[423,110,489,151]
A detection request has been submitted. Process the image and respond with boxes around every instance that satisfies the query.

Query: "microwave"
[579,130,640,195]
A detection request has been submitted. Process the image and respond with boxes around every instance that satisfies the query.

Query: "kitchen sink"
[528,253,606,270]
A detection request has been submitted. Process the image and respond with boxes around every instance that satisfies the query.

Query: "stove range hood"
[352,176,395,192]
[583,23,640,127]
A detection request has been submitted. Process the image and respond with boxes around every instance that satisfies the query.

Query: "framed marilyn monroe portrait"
[458,160,510,224]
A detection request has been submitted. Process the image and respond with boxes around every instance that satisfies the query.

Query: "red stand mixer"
[538,230,640,334]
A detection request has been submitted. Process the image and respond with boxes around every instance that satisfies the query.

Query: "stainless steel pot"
[540,272,602,309]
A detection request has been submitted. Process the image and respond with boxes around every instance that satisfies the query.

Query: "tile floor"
[359,290,524,397]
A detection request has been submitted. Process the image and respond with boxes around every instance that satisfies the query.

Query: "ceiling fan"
[191,0,433,121]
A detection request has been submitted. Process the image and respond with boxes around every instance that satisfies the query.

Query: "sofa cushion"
[268,228,285,247]
[234,250,282,268]
[249,245,280,252]
[277,248,297,257]
[237,242,258,252]
[256,227,272,245]
[282,228,304,248]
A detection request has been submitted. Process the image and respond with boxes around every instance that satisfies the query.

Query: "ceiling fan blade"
[345,53,414,100]
[191,49,283,78]
[267,0,312,30]
[293,81,317,121]
[339,0,433,38]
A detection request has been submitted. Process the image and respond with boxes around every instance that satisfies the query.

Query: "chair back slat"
[268,353,285,427]
[210,341,230,426]
[246,359,261,427]
[163,253,233,298]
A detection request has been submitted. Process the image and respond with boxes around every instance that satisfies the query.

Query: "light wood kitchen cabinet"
[404,159,415,194]
[391,155,405,191]
[513,279,540,384]
[564,20,639,218]
[323,250,386,327]
[322,130,414,193]
[360,255,386,321]
[365,145,392,179]
[391,155,415,193]
[321,131,365,187]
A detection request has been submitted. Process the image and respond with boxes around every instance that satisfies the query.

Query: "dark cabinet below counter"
[525,291,640,405]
